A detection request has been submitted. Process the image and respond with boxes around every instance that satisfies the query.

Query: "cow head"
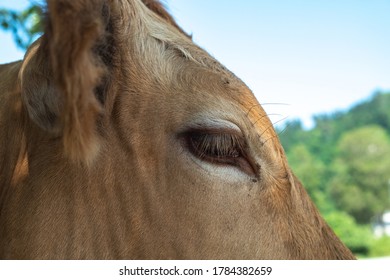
[2,0,355,259]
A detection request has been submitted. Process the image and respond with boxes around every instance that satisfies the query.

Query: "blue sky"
[1,0,389,128]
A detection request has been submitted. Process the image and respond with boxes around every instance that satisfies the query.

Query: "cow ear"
[21,0,109,164]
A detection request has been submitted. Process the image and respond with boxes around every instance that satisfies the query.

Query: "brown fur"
[0,0,355,259]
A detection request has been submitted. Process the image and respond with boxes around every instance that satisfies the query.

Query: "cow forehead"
[110,1,276,144]
[115,1,262,112]
[112,0,232,81]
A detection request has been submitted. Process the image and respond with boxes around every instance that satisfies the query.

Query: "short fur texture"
[0,0,355,259]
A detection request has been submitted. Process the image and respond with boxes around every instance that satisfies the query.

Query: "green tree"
[324,211,373,255]
[287,144,334,213]
[280,92,390,165]
[0,2,43,50]
[369,237,390,257]
[330,125,390,223]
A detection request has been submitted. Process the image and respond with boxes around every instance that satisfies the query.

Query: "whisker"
[262,135,278,147]
[272,115,290,127]
[259,124,273,139]
[245,103,261,117]
[257,115,289,145]
[261,116,289,146]
[276,122,291,137]
[263,117,290,148]
[253,113,283,126]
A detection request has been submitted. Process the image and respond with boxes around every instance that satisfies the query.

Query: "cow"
[0,0,355,259]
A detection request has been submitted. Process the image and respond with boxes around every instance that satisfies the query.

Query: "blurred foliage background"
[0,2,43,50]
[280,92,390,258]
[1,1,390,258]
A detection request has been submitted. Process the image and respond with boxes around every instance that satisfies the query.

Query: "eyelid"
[182,119,243,135]
[179,127,258,178]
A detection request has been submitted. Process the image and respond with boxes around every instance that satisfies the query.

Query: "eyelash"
[187,132,244,162]
[181,129,258,178]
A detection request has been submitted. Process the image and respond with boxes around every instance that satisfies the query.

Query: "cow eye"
[182,129,257,177]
